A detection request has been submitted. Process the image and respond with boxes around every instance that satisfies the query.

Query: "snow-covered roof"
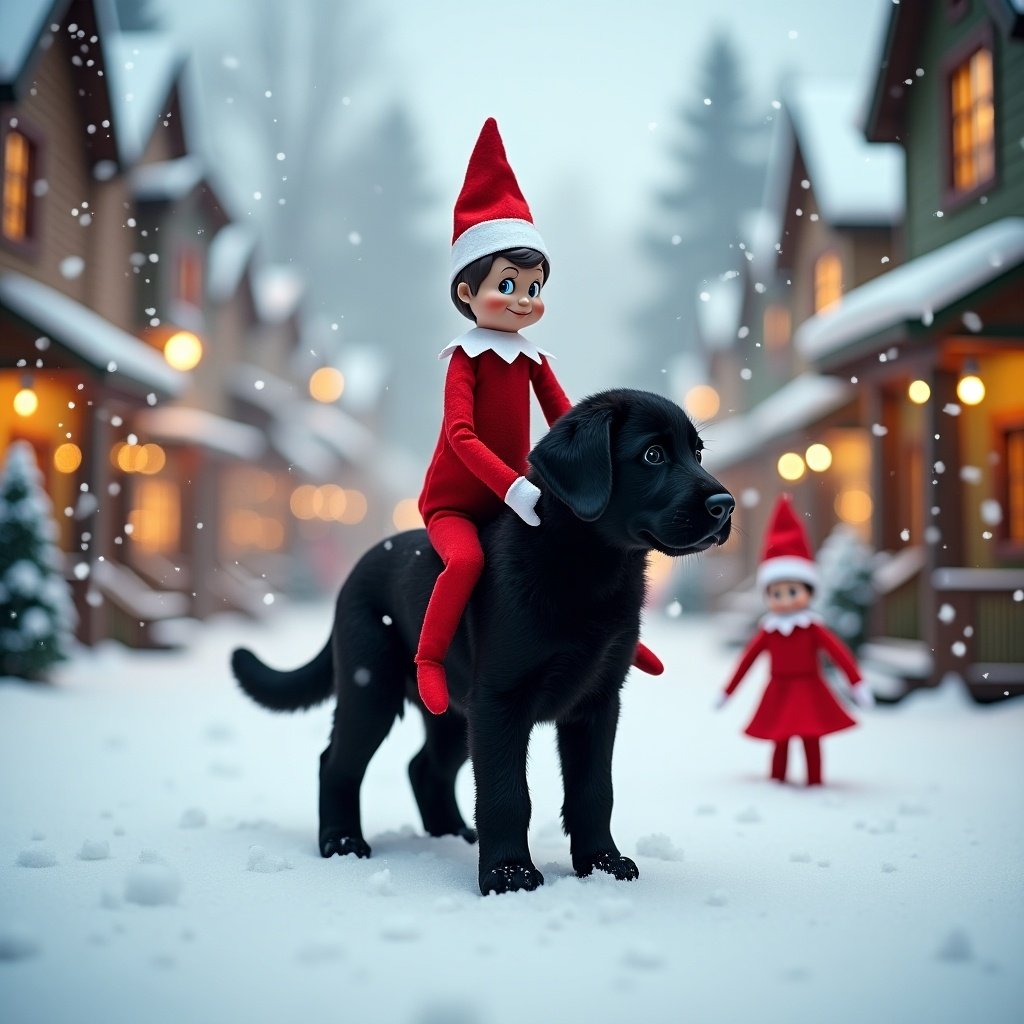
[0,272,184,397]
[252,266,305,325]
[0,0,55,89]
[136,406,265,461]
[208,225,259,305]
[131,156,204,203]
[104,31,184,166]
[797,217,1024,364]
[767,80,904,229]
[702,373,852,471]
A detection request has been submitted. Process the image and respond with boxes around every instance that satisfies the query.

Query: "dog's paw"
[574,851,640,881]
[479,861,544,896]
[320,833,371,859]
[456,826,478,845]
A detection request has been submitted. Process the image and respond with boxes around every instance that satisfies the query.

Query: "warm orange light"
[908,380,931,404]
[13,387,38,417]
[116,443,149,473]
[164,331,203,371]
[319,483,347,521]
[140,444,166,474]
[777,452,806,482]
[393,498,424,531]
[957,374,985,406]
[53,443,83,473]
[309,367,345,403]
[339,489,367,525]
[684,384,720,421]
[805,443,833,473]
[290,484,318,520]
[836,489,873,524]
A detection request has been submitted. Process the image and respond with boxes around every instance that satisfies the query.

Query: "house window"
[950,47,995,193]
[129,478,180,554]
[2,129,34,243]
[1006,426,1024,544]
[813,252,843,313]
[763,304,791,351]
[177,246,203,306]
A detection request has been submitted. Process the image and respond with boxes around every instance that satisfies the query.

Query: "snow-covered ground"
[1,601,1021,1024]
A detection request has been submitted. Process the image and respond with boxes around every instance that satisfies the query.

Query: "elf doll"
[715,495,874,785]
[415,118,662,715]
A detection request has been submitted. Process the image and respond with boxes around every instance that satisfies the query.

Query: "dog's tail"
[231,637,334,712]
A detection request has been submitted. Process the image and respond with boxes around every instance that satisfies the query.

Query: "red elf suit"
[414,118,661,715]
[720,496,872,785]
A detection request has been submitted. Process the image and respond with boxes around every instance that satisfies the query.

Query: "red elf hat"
[450,118,548,283]
[756,494,819,590]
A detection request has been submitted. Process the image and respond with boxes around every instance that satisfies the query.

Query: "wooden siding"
[904,4,1024,258]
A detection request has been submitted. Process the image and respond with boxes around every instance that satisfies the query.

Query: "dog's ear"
[529,407,613,522]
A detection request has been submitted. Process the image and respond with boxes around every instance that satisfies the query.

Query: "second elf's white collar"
[439,326,556,365]
[762,610,822,636]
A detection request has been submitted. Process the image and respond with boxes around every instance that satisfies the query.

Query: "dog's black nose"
[705,492,735,521]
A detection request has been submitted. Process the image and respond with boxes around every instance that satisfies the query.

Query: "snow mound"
[124,857,181,906]
[635,833,685,861]
[622,942,665,970]
[78,839,111,861]
[368,866,396,895]
[16,846,57,868]
[379,915,421,942]
[936,927,974,963]
[179,807,207,829]
[0,926,40,961]
[246,845,292,873]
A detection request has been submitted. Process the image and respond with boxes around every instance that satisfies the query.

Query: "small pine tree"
[0,442,77,679]
[816,525,875,652]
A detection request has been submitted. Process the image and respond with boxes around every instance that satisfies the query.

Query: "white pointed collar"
[438,327,556,365]
[761,610,822,636]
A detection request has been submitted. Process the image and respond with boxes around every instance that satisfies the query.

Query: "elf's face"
[765,581,812,615]
[458,259,545,332]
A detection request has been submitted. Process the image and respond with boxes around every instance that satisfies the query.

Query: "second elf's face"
[765,581,812,615]
[459,260,545,332]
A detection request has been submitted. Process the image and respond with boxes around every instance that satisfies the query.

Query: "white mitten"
[851,682,876,709]
[505,476,542,527]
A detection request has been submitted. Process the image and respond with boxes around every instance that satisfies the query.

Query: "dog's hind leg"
[557,693,639,882]
[409,710,476,844]
[319,629,405,860]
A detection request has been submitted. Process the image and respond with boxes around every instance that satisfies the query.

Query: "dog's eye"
[643,445,666,465]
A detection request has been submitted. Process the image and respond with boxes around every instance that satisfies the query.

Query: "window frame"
[997,415,1024,556]
[812,249,843,315]
[940,23,998,211]
[0,114,45,258]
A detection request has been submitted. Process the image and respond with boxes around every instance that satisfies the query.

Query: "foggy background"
[136,0,890,460]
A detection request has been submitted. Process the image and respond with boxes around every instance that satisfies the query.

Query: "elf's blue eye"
[498,278,515,295]
[528,281,541,298]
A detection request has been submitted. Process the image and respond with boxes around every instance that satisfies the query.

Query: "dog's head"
[529,389,733,556]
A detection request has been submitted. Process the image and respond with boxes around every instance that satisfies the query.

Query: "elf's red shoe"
[633,642,664,676]
[416,660,449,715]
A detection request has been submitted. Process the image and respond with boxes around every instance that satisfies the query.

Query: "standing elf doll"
[715,495,874,785]
[415,118,662,715]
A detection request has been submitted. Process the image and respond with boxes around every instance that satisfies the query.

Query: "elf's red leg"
[770,740,789,782]
[415,514,485,715]
[802,736,822,786]
[632,641,664,675]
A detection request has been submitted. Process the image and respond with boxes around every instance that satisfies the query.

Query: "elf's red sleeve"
[444,346,520,500]
[724,629,768,695]
[812,624,862,685]
[530,356,572,427]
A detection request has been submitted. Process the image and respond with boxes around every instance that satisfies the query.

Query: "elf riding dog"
[415,118,663,715]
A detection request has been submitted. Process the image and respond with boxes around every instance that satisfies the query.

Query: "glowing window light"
[53,443,83,473]
[835,489,873,525]
[13,387,38,417]
[309,367,345,403]
[908,380,931,404]
[684,384,720,422]
[163,331,203,371]
[805,443,833,473]
[777,452,806,482]
[393,498,424,531]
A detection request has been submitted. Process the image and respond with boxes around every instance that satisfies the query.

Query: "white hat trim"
[450,218,548,282]
[757,556,819,590]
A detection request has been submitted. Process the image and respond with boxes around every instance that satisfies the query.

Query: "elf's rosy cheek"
[484,294,508,312]
[531,297,545,318]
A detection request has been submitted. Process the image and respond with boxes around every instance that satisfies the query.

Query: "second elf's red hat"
[450,118,548,283]
[756,494,819,590]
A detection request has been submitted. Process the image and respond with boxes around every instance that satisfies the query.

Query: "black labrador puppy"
[232,389,733,895]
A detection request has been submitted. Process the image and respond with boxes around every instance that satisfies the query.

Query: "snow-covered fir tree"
[816,524,875,652]
[0,442,77,679]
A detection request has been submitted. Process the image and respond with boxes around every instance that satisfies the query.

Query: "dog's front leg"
[557,694,639,882]
[468,695,542,896]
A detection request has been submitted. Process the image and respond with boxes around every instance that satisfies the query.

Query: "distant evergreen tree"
[817,525,875,652]
[631,32,765,391]
[0,443,77,680]
[115,0,162,30]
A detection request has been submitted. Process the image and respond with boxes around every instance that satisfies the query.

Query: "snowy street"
[1,602,1021,1024]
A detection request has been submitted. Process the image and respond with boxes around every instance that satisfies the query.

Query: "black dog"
[232,389,733,895]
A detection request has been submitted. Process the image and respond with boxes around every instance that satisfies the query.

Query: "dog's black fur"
[232,389,733,895]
